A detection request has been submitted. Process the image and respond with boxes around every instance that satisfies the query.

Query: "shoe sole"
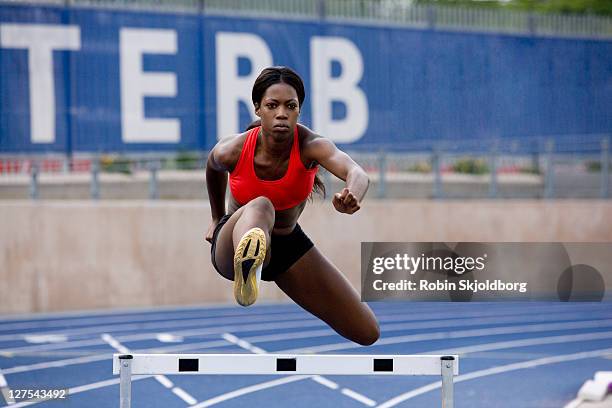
[233,227,266,307]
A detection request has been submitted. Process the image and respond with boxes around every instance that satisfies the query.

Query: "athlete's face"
[255,82,300,139]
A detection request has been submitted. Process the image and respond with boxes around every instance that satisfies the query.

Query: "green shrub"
[452,158,489,175]
[407,161,432,173]
[100,155,132,174]
[175,151,201,170]
[586,160,602,172]
[519,165,541,175]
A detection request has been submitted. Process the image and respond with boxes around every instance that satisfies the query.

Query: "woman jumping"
[205,66,379,346]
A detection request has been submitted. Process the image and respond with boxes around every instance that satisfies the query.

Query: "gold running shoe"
[233,227,267,306]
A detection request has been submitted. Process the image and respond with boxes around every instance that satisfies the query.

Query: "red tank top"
[229,126,318,211]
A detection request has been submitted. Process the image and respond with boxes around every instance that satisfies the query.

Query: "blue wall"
[1,4,610,153]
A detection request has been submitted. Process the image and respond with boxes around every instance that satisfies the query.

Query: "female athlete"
[205,66,379,346]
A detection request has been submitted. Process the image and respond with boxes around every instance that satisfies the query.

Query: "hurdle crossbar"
[113,353,458,407]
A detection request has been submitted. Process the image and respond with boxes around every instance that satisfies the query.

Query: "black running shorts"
[210,214,314,282]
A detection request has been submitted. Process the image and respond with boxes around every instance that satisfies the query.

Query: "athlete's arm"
[303,132,369,215]
[204,137,239,242]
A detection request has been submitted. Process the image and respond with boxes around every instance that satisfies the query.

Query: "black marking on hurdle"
[276,358,296,372]
[119,355,133,360]
[441,356,455,361]
[373,358,394,372]
[178,358,199,372]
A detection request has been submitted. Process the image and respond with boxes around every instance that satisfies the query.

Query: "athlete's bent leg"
[275,246,380,346]
[213,197,275,305]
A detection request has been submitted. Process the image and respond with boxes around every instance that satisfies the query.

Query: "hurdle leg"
[119,355,133,408]
[441,356,455,408]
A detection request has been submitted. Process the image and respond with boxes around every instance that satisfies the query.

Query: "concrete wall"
[1,200,611,314]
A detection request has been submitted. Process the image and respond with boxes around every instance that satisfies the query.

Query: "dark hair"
[246,76,326,200]
[252,66,306,108]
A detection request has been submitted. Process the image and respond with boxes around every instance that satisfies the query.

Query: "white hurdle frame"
[113,353,458,407]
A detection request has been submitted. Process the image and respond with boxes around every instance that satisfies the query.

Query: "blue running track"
[1,302,611,407]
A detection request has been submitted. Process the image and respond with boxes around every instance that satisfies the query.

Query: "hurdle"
[113,353,458,407]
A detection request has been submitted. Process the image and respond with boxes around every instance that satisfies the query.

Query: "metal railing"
[2,135,610,201]
[2,0,611,38]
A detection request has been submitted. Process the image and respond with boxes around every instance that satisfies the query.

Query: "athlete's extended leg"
[213,197,275,306]
[275,246,380,345]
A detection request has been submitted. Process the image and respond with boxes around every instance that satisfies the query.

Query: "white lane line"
[172,387,198,405]
[2,375,154,408]
[2,354,113,375]
[0,301,602,327]
[278,318,612,354]
[222,332,377,406]
[23,335,67,344]
[2,304,601,342]
[221,333,266,354]
[341,388,377,407]
[186,342,612,408]
[100,334,129,354]
[0,311,318,342]
[1,387,15,405]
[101,333,198,407]
[312,376,339,390]
[156,333,183,343]
[5,332,612,408]
[564,398,583,408]
[0,302,602,332]
[1,337,235,376]
[0,305,302,332]
[6,311,612,355]
[147,339,230,354]
[189,375,311,408]
[5,322,612,378]
[0,319,326,352]
[0,369,14,405]
[376,347,612,408]
[155,375,174,389]
[426,331,612,356]
[236,311,612,345]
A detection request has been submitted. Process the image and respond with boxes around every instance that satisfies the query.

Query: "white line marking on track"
[221,332,377,406]
[0,304,302,332]
[155,375,174,389]
[1,354,110,375]
[279,319,612,353]
[221,333,266,354]
[1,375,154,408]
[172,387,197,405]
[312,376,339,390]
[101,333,199,406]
[1,337,236,376]
[236,311,612,345]
[0,311,318,342]
[1,387,15,405]
[5,332,612,408]
[376,347,612,408]
[563,398,583,408]
[0,370,14,405]
[0,302,603,330]
[1,318,609,406]
[341,388,377,407]
[2,305,604,342]
[6,312,612,355]
[100,334,129,354]
[23,335,67,344]
[189,375,311,408]
[156,333,183,343]
[427,331,612,356]
[5,324,612,380]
